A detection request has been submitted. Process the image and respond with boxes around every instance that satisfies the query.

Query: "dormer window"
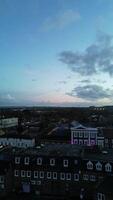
[50,158,55,166]
[63,160,68,167]
[87,161,93,170]
[96,162,102,171]
[15,157,20,164]
[37,157,42,165]
[24,157,29,165]
[105,163,112,172]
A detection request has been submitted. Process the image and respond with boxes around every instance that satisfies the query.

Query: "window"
[74,132,78,137]
[15,157,20,164]
[74,139,78,144]
[47,172,51,179]
[21,170,25,177]
[60,173,65,180]
[14,170,19,177]
[37,157,42,165]
[105,139,108,143]
[0,176,4,183]
[97,193,105,200]
[79,132,83,138]
[90,175,96,182]
[97,140,104,147]
[105,163,112,172]
[63,160,68,167]
[39,171,44,179]
[34,171,38,178]
[31,180,36,185]
[84,132,88,138]
[90,132,95,138]
[84,140,88,145]
[74,174,79,181]
[87,161,93,170]
[27,171,31,177]
[50,158,55,166]
[83,174,89,181]
[74,160,78,165]
[53,172,57,180]
[66,173,71,180]
[24,157,29,165]
[96,162,102,171]
[79,140,83,145]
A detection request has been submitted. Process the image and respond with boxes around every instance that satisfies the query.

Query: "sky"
[0,0,113,107]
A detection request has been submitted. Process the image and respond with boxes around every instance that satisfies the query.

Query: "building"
[71,124,98,146]
[0,118,18,128]
[0,144,113,199]
[0,134,35,148]
[12,144,113,199]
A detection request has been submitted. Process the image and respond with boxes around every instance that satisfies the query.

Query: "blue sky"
[0,0,113,106]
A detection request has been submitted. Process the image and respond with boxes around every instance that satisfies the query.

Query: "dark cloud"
[67,84,111,100]
[59,32,113,76]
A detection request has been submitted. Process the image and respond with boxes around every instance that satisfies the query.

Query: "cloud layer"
[67,84,112,101]
[59,32,113,76]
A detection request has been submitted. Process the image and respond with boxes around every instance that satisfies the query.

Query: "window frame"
[63,159,68,167]
[14,170,19,177]
[50,158,55,166]
[24,157,29,165]
[74,173,79,181]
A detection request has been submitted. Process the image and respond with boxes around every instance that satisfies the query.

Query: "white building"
[0,135,35,148]
[0,118,18,128]
[71,124,98,146]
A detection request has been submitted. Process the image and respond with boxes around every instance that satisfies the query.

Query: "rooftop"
[0,144,113,162]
